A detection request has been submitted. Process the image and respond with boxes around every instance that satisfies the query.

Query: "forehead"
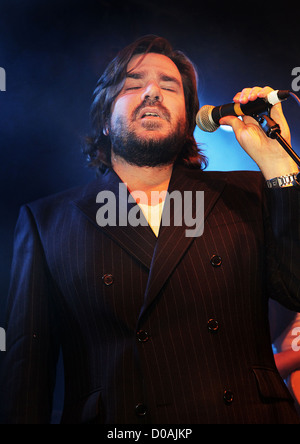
[127,52,182,81]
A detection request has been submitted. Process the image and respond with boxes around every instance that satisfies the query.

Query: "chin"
[138,129,170,140]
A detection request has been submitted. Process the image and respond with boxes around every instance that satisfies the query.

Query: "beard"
[109,114,187,168]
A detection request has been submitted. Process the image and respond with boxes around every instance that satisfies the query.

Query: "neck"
[111,152,173,205]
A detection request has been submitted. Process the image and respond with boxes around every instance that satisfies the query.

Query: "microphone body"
[196,90,290,132]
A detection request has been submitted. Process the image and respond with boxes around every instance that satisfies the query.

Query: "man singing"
[1,35,300,424]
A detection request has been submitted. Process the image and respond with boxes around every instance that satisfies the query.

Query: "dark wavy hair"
[84,35,207,172]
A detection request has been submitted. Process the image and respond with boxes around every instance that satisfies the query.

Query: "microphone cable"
[289,91,300,107]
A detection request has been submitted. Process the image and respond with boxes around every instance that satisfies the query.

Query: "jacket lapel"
[138,165,227,322]
[72,169,157,270]
[72,166,227,321]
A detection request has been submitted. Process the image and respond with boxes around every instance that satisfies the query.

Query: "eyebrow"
[126,71,181,88]
[126,72,144,80]
[160,74,181,88]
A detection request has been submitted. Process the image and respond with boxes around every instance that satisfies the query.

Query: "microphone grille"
[196,105,219,132]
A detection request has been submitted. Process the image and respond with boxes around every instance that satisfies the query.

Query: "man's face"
[109,52,188,167]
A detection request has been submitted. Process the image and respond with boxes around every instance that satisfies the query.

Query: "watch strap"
[266,172,300,188]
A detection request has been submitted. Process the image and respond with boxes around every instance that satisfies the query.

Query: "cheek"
[111,96,137,129]
[175,106,187,131]
[110,105,125,130]
[112,93,137,114]
[171,95,187,121]
[110,99,123,120]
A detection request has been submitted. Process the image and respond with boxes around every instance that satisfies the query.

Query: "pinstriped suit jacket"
[1,164,300,424]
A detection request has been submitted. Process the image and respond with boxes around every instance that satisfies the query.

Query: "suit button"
[223,390,234,404]
[135,403,147,416]
[207,318,219,333]
[137,330,149,342]
[102,274,114,286]
[210,254,222,267]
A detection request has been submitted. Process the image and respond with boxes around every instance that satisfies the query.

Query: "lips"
[142,112,160,118]
[138,107,162,119]
[133,102,171,123]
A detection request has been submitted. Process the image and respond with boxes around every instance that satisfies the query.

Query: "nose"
[141,81,163,103]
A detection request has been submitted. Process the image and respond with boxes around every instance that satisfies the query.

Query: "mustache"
[132,97,171,122]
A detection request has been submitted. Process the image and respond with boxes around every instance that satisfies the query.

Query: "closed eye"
[126,86,174,92]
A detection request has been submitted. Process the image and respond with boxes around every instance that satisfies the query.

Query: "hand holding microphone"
[196,87,290,132]
[196,86,298,180]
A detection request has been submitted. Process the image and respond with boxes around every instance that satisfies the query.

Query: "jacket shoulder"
[26,180,96,213]
[183,167,265,193]
[203,168,263,181]
[18,181,95,230]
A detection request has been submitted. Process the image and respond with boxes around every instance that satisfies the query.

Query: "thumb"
[219,115,245,134]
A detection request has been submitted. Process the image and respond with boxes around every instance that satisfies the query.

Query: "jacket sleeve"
[0,205,61,424]
[265,186,300,311]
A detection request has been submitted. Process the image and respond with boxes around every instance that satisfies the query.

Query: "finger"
[220,114,260,129]
[242,115,261,127]
[238,88,252,104]
[219,115,245,134]
[234,87,262,104]
[240,86,265,103]
[233,92,241,103]
[248,86,263,101]
[233,86,275,104]
[257,86,274,99]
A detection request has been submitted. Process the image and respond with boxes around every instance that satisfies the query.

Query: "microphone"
[196,90,290,132]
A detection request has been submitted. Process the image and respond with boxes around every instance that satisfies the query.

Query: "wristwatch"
[266,171,300,188]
